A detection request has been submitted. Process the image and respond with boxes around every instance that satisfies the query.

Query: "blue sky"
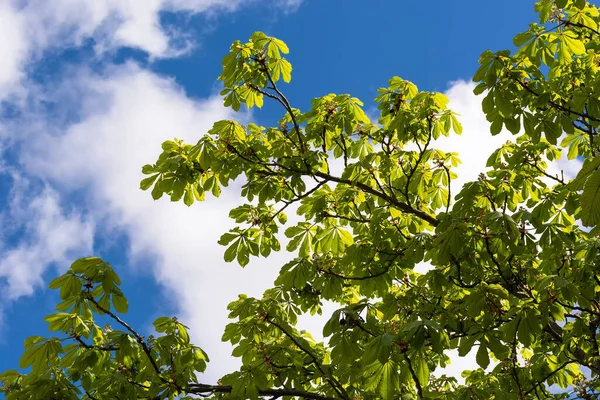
[0,0,548,386]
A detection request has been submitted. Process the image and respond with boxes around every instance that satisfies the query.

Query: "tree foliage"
[3,1,600,398]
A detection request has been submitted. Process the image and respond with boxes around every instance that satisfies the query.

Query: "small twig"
[257,61,306,152]
[405,120,432,202]
[442,164,452,213]
[525,160,565,184]
[523,361,574,396]
[273,180,328,221]
[86,296,168,387]
[72,334,118,351]
[265,317,350,400]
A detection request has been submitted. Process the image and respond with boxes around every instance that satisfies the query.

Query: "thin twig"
[266,317,350,400]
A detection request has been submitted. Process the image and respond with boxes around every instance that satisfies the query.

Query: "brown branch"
[561,18,600,36]
[321,265,391,281]
[405,120,432,202]
[442,164,452,213]
[483,234,510,286]
[555,300,600,317]
[230,144,438,227]
[449,257,481,289]
[84,389,100,400]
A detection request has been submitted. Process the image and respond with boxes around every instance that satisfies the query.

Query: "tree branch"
[321,212,370,224]
[188,384,337,400]
[256,60,306,152]
[313,171,438,226]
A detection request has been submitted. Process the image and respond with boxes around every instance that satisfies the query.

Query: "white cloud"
[0,0,308,380]
[0,172,94,300]
[272,0,303,14]
[0,0,303,99]
[0,2,28,96]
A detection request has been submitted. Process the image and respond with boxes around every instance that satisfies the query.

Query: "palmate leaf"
[315,225,354,255]
[209,120,246,142]
[19,338,62,374]
[363,361,399,400]
[364,334,394,364]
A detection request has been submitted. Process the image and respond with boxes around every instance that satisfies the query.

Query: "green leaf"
[513,31,533,47]
[563,32,586,56]
[517,314,532,347]
[535,0,553,23]
[364,361,399,400]
[71,257,102,274]
[476,341,490,369]
[379,361,399,400]
[269,58,292,83]
[412,351,430,388]
[153,316,173,332]
[19,338,62,374]
[210,120,246,142]
[494,91,513,117]
[352,103,370,124]
[459,335,478,357]
[224,240,239,262]
[490,118,503,135]
[316,225,354,255]
[365,334,394,364]
[580,169,600,227]
[271,38,289,54]
[451,113,463,134]
[112,294,129,314]
[140,174,159,190]
[487,334,509,360]
[184,187,195,206]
